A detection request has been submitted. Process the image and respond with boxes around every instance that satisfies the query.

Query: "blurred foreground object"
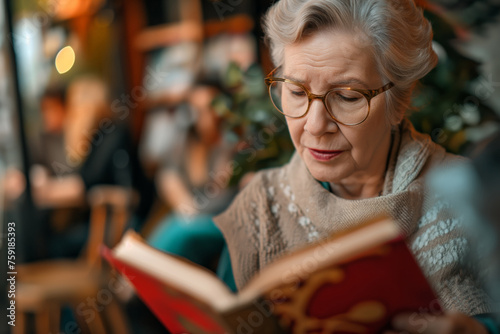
[15,186,137,333]
[428,131,500,320]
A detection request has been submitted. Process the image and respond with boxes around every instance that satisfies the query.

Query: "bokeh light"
[55,46,76,74]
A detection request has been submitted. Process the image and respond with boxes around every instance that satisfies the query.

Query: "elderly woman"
[214,0,497,333]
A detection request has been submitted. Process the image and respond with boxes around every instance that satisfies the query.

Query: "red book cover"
[265,238,442,333]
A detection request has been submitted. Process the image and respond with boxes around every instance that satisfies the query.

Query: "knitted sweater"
[214,119,492,315]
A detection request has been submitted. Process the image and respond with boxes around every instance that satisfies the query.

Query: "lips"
[308,148,343,161]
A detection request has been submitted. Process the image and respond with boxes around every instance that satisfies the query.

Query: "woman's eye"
[286,86,306,97]
[338,94,360,102]
[291,90,306,97]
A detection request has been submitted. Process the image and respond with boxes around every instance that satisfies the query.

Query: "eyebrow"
[282,74,369,88]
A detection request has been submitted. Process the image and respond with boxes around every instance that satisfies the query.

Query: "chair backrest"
[85,186,138,268]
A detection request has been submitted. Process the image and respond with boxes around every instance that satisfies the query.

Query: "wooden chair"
[15,186,138,334]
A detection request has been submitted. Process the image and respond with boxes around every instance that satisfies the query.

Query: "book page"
[113,232,238,312]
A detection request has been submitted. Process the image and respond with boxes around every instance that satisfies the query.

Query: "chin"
[300,149,351,183]
[305,162,347,183]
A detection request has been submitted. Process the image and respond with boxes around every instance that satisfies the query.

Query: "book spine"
[221,297,286,334]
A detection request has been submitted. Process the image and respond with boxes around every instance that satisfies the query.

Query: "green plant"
[410,2,500,154]
[212,62,294,186]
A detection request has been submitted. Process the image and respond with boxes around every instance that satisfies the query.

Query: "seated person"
[214,0,494,332]
[148,85,237,272]
[31,77,153,258]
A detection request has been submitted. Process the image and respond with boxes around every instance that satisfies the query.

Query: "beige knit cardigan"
[214,119,491,315]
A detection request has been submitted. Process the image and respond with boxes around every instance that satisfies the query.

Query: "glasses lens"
[326,89,368,125]
[269,81,308,117]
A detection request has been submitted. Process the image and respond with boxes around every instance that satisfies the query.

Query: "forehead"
[282,29,379,87]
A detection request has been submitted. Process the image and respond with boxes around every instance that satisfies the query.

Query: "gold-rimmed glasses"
[265,68,394,126]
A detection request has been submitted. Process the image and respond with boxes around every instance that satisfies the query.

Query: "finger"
[392,312,488,334]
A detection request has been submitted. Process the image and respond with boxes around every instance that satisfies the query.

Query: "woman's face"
[190,86,220,143]
[283,29,394,184]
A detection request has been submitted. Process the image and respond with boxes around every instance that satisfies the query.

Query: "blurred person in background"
[147,84,237,274]
[30,76,153,258]
[138,0,258,177]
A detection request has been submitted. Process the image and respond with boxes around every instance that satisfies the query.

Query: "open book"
[102,217,441,334]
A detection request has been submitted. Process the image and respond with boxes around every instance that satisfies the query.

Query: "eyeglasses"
[265,68,394,126]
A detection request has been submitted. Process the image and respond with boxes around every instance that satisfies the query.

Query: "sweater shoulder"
[426,143,469,170]
[214,167,284,233]
[213,167,286,289]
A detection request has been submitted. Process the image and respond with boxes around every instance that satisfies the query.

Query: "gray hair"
[263,0,438,125]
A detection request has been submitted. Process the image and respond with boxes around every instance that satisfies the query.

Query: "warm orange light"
[55,46,76,74]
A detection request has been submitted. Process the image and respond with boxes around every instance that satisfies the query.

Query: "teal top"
[475,314,500,334]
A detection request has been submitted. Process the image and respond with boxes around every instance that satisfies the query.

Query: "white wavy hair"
[262,0,438,125]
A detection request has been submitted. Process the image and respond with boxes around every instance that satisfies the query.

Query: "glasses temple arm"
[374,82,395,95]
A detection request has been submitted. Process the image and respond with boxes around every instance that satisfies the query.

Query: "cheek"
[286,118,304,149]
[349,129,376,157]
[371,96,392,127]
[347,113,390,163]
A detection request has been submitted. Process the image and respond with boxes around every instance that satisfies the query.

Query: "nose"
[304,98,339,136]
